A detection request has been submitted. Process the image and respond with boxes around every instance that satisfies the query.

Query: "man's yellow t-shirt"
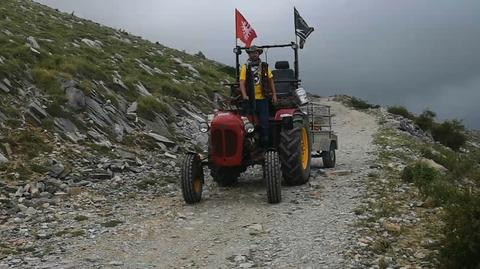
[240,64,273,100]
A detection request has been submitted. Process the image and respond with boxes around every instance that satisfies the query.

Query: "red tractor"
[180,43,337,204]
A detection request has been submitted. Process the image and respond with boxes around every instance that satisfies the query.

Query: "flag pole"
[235,9,240,83]
[293,7,299,82]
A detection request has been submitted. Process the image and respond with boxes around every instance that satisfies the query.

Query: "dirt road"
[59,98,379,268]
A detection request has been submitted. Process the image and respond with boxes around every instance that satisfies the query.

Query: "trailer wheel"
[210,167,239,187]
[322,142,336,168]
[181,153,204,204]
[264,150,282,204]
[279,114,312,185]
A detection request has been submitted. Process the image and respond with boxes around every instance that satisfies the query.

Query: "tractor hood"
[210,112,245,167]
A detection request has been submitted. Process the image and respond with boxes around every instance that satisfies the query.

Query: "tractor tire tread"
[279,115,311,185]
[181,153,202,204]
[265,151,281,203]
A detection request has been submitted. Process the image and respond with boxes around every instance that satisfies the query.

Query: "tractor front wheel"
[181,153,204,204]
[264,150,282,204]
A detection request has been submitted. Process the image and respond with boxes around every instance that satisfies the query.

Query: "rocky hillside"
[0,0,234,219]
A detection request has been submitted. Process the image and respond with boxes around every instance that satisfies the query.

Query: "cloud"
[35,0,480,128]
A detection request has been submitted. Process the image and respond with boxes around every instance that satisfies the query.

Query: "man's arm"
[239,80,248,100]
[239,65,248,100]
[269,74,277,103]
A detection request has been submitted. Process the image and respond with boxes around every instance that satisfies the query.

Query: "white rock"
[108,261,124,266]
[419,157,447,173]
[127,102,138,113]
[164,152,177,159]
[135,82,151,96]
[25,207,37,216]
[239,262,253,268]
[0,152,8,164]
[27,36,40,49]
[81,38,103,49]
[234,255,246,262]
[146,132,174,144]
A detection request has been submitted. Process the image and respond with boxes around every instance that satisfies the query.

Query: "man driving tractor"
[239,45,278,148]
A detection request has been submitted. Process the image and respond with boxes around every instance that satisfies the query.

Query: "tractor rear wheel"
[181,153,204,204]
[279,114,312,185]
[211,167,240,187]
[264,150,281,204]
[322,142,336,168]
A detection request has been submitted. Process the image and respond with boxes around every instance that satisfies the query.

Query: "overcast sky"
[36,0,480,128]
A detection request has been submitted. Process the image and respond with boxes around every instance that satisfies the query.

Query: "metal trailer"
[307,102,338,166]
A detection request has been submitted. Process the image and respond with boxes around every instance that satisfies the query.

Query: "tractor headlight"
[241,116,255,133]
[244,122,255,133]
[199,122,209,133]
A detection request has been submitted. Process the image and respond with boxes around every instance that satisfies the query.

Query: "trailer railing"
[307,102,334,138]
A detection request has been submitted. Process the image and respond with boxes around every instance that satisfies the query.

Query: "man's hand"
[242,95,249,101]
[272,94,278,104]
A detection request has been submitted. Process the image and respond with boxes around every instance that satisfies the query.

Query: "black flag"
[294,7,314,49]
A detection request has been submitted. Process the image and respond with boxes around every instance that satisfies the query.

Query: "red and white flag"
[235,9,257,47]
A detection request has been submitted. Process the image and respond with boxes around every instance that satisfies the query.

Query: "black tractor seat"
[272,61,296,98]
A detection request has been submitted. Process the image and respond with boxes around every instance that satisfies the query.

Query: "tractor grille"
[212,130,224,156]
[211,129,237,158]
[224,130,237,157]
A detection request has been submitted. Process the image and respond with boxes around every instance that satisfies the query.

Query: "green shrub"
[348,97,378,110]
[441,192,480,268]
[41,118,55,130]
[46,98,67,117]
[402,162,439,191]
[137,96,170,121]
[387,106,415,120]
[415,110,436,132]
[432,120,466,151]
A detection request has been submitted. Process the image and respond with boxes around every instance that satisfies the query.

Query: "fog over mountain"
[36,0,480,128]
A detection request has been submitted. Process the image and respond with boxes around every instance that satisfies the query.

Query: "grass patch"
[32,67,63,96]
[441,192,480,269]
[137,96,170,121]
[101,219,123,228]
[70,229,86,237]
[136,178,157,190]
[74,215,89,221]
[1,128,53,159]
[401,153,480,267]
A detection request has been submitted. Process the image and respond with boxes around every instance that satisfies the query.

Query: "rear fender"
[274,108,298,121]
[275,108,304,130]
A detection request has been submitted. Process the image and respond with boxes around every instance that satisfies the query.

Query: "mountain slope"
[0,0,234,185]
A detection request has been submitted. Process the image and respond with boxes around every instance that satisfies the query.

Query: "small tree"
[432,119,466,151]
[387,106,415,120]
[415,109,436,131]
[195,51,206,59]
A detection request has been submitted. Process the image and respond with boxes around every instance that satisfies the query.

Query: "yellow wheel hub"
[301,127,309,170]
